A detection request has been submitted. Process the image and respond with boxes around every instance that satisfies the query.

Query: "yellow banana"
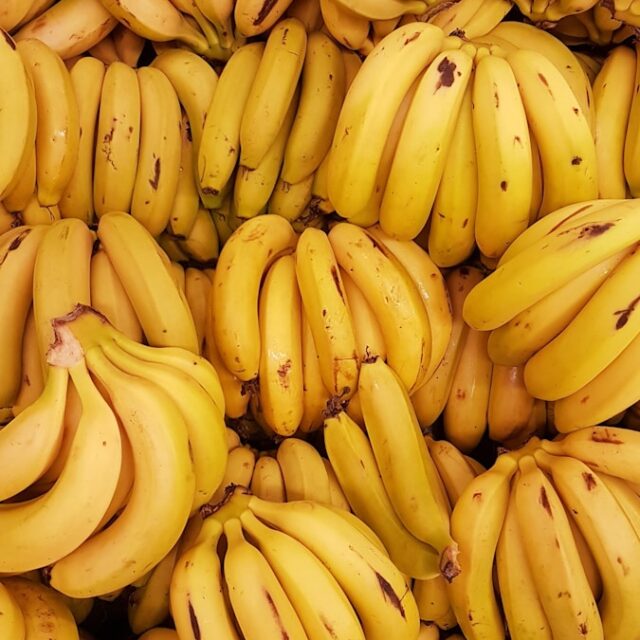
[93,61,141,217]
[178,207,220,263]
[0,581,25,639]
[380,48,473,240]
[327,23,444,219]
[320,0,369,50]
[184,267,210,351]
[425,436,477,506]
[624,44,640,195]
[12,307,45,417]
[17,38,80,206]
[59,57,105,224]
[20,194,61,226]
[287,0,324,30]
[250,455,286,501]
[239,18,307,169]
[210,445,256,503]
[112,23,145,66]
[131,66,182,237]
[277,437,331,503]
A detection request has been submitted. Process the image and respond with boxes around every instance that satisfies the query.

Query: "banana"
[112,23,145,66]
[98,0,209,54]
[358,358,455,561]
[12,308,45,417]
[418,622,440,639]
[128,544,179,634]
[20,194,61,226]
[323,458,351,510]
[88,34,121,65]
[0,226,48,407]
[513,454,603,640]
[184,268,210,351]
[198,42,264,201]
[536,449,640,639]
[0,358,121,574]
[457,0,512,38]
[329,223,431,392]
[427,80,477,267]
[281,31,345,184]
[411,265,482,428]
[463,199,640,331]
[0,31,36,202]
[368,226,452,380]
[151,48,219,162]
[3,578,78,640]
[194,0,235,48]
[93,61,141,217]
[100,339,227,511]
[97,211,199,352]
[287,0,324,30]
[0,581,25,639]
[507,48,597,216]
[0,203,17,233]
[233,90,299,219]
[170,517,240,640]
[472,54,532,258]
[2,145,36,214]
[335,0,425,18]
[327,23,444,219]
[320,0,369,51]
[247,496,421,640]
[179,207,220,263]
[0,0,36,31]
[0,365,67,501]
[59,57,105,224]
[268,173,315,221]
[210,445,256,503]
[340,268,386,360]
[425,437,477,504]
[256,254,304,435]
[49,346,194,597]
[277,437,331,503]
[443,327,492,452]
[487,365,536,444]
[299,312,331,432]
[15,0,117,59]
[170,0,231,59]
[487,248,630,366]
[379,48,473,240]
[33,220,93,372]
[235,0,295,35]
[593,46,636,198]
[239,18,307,169]
[17,38,80,206]
[413,575,450,623]
[445,453,518,640]
[324,410,441,578]
[624,44,640,195]
[496,488,553,640]
[131,66,182,237]
[251,455,286,501]
[524,246,640,400]
[242,509,364,640]
[212,215,296,381]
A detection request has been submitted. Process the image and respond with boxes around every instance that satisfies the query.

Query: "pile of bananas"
[448,427,640,640]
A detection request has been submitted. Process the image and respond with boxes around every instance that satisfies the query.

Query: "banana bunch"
[447,427,640,640]
[0,576,83,639]
[0,301,227,598]
[327,21,597,264]
[510,0,598,21]
[171,488,421,640]
[411,266,547,451]
[210,215,452,433]
[463,198,640,432]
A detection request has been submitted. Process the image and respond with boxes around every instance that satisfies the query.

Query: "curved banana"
[131,66,182,237]
[112,23,145,66]
[2,145,36,213]
[210,445,256,503]
[178,207,220,263]
[49,346,194,597]
[12,308,45,417]
[623,43,640,195]
[184,268,210,351]
[0,358,121,574]
[17,38,80,206]
[320,0,369,51]
[268,173,315,221]
[239,18,307,169]
[97,211,199,352]
[380,48,473,240]
[329,223,431,392]
[413,575,450,623]
[277,437,331,503]
[14,0,117,59]
[0,581,25,639]
[425,437,477,506]
[251,455,286,501]
[327,23,444,219]
[198,42,264,201]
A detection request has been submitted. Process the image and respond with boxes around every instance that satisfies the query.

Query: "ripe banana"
[251,455,286,501]
[131,66,182,237]
[184,268,210,350]
[178,207,220,263]
[239,18,307,169]
[17,38,80,206]
[277,437,332,503]
[624,43,640,195]
[380,48,473,240]
[93,61,141,217]
[112,23,145,66]
[425,437,478,505]
[320,0,369,51]
[327,23,444,219]
[0,581,25,639]
[12,308,45,416]
[211,445,256,503]
[97,211,200,352]
[59,57,105,224]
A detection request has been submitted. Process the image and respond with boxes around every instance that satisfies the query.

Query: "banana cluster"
[170,489,421,640]
[412,265,548,452]
[464,198,640,432]
[326,20,597,265]
[547,4,634,45]
[210,215,452,434]
[447,426,640,640]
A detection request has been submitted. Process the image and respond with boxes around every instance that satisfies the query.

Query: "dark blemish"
[582,472,597,491]
[253,0,278,24]
[591,429,623,444]
[460,266,469,275]
[540,486,552,516]
[149,158,161,190]
[188,601,201,640]
[617,556,630,576]
[494,91,499,108]
[580,623,588,635]
[404,31,421,45]
[185,119,193,142]
[573,107,579,115]
[557,222,615,240]
[202,187,219,196]
[472,492,482,502]
[330,266,345,302]
[322,309,327,317]
[571,157,582,165]
[321,617,339,639]
[515,135,521,143]
[538,73,549,87]
[376,572,405,618]
[264,590,290,639]
[614,295,640,330]
[277,360,292,382]
[2,31,15,50]
[500,181,508,191]
[462,218,468,228]
[580,395,589,404]
[547,204,592,234]
[455,389,466,399]
[435,57,457,90]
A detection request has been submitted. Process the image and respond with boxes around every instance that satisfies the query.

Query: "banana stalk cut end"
[440,542,461,582]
